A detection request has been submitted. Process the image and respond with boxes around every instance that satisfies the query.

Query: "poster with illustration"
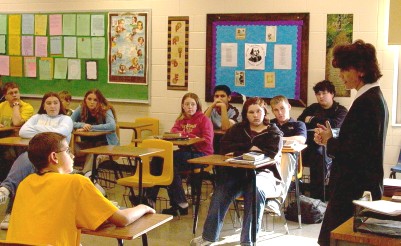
[109,12,148,84]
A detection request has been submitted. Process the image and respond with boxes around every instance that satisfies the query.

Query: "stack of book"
[162,132,188,140]
[353,199,401,237]
[226,152,274,165]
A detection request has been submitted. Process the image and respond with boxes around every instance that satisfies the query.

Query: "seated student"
[0,92,73,230]
[204,85,241,153]
[6,132,155,245]
[0,82,34,181]
[268,95,307,213]
[191,97,283,246]
[71,89,119,173]
[58,90,74,116]
[147,92,213,216]
[297,80,348,200]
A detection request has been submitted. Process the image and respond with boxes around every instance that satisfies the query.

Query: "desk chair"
[130,117,159,146]
[389,149,401,179]
[117,139,174,208]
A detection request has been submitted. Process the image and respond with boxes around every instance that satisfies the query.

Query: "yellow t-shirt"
[7,173,118,246]
[0,100,34,124]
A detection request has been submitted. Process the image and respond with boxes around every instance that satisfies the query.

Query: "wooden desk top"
[118,122,152,130]
[282,144,307,153]
[330,218,401,246]
[79,145,163,158]
[213,130,226,135]
[81,213,172,240]
[168,137,204,146]
[0,127,19,133]
[73,131,113,137]
[0,137,30,147]
[188,154,275,169]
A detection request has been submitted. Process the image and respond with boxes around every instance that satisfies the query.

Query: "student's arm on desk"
[90,109,116,131]
[108,204,156,227]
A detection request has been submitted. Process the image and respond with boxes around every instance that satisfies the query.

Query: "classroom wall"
[2,0,401,177]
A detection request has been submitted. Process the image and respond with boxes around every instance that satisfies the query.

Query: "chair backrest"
[132,117,159,142]
[397,149,401,166]
[138,138,174,185]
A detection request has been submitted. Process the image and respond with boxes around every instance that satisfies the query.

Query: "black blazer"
[327,86,389,201]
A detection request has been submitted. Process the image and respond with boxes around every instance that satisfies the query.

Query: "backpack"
[285,195,327,224]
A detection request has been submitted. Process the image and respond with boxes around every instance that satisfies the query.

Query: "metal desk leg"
[137,157,143,204]
[91,154,99,183]
[141,233,148,246]
[192,168,203,235]
[294,152,302,228]
[251,170,257,244]
[117,238,124,246]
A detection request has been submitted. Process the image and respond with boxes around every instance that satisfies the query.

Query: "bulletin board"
[206,13,309,107]
[0,10,151,103]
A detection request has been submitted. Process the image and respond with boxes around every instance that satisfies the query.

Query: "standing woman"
[148,92,214,216]
[314,40,389,246]
[71,89,119,172]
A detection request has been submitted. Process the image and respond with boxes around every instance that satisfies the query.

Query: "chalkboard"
[0,10,151,103]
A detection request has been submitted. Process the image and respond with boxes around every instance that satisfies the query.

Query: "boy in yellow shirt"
[7,132,155,246]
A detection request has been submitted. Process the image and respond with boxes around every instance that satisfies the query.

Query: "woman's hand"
[314,121,333,146]
[82,124,92,131]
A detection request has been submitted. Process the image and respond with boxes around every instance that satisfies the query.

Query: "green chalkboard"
[0,10,151,103]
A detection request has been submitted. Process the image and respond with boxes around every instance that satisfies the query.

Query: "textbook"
[242,152,265,161]
[225,155,274,165]
[283,140,297,149]
[162,132,189,140]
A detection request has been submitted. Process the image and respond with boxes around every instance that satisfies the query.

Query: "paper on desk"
[353,200,401,216]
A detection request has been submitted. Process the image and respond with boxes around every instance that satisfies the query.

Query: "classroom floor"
[0,176,322,246]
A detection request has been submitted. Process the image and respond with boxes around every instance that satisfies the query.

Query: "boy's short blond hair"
[270,95,289,107]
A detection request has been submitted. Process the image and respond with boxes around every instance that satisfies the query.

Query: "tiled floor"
[0,180,322,245]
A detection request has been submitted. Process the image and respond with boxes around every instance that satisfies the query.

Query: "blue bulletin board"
[206,13,309,107]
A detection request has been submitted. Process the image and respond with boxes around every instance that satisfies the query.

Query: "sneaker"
[162,205,188,216]
[190,236,214,246]
[0,213,10,230]
[0,187,10,205]
[265,198,281,216]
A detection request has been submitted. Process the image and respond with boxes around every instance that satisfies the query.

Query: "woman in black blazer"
[314,39,389,246]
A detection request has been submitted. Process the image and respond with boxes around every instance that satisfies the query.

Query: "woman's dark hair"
[28,132,66,171]
[240,97,269,126]
[80,89,116,123]
[313,80,336,95]
[332,39,382,84]
[37,92,66,115]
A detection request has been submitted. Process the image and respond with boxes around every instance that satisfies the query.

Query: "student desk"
[187,154,276,244]
[0,127,19,135]
[330,217,401,246]
[80,145,163,203]
[71,130,113,154]
[282,144,307,228]
[82,213,173,246]
[0,137,29,147]
[118,122,153,145]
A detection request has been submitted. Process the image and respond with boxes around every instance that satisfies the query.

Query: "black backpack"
[285,195,327,224]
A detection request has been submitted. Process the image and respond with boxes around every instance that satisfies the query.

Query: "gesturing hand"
[314,121,333,146]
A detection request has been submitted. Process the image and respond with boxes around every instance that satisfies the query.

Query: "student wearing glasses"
[7,132,155,246]
[0,92,73,230]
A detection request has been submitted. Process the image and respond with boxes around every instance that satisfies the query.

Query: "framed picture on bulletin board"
[108,10,150,84]
[205,13,310,107]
